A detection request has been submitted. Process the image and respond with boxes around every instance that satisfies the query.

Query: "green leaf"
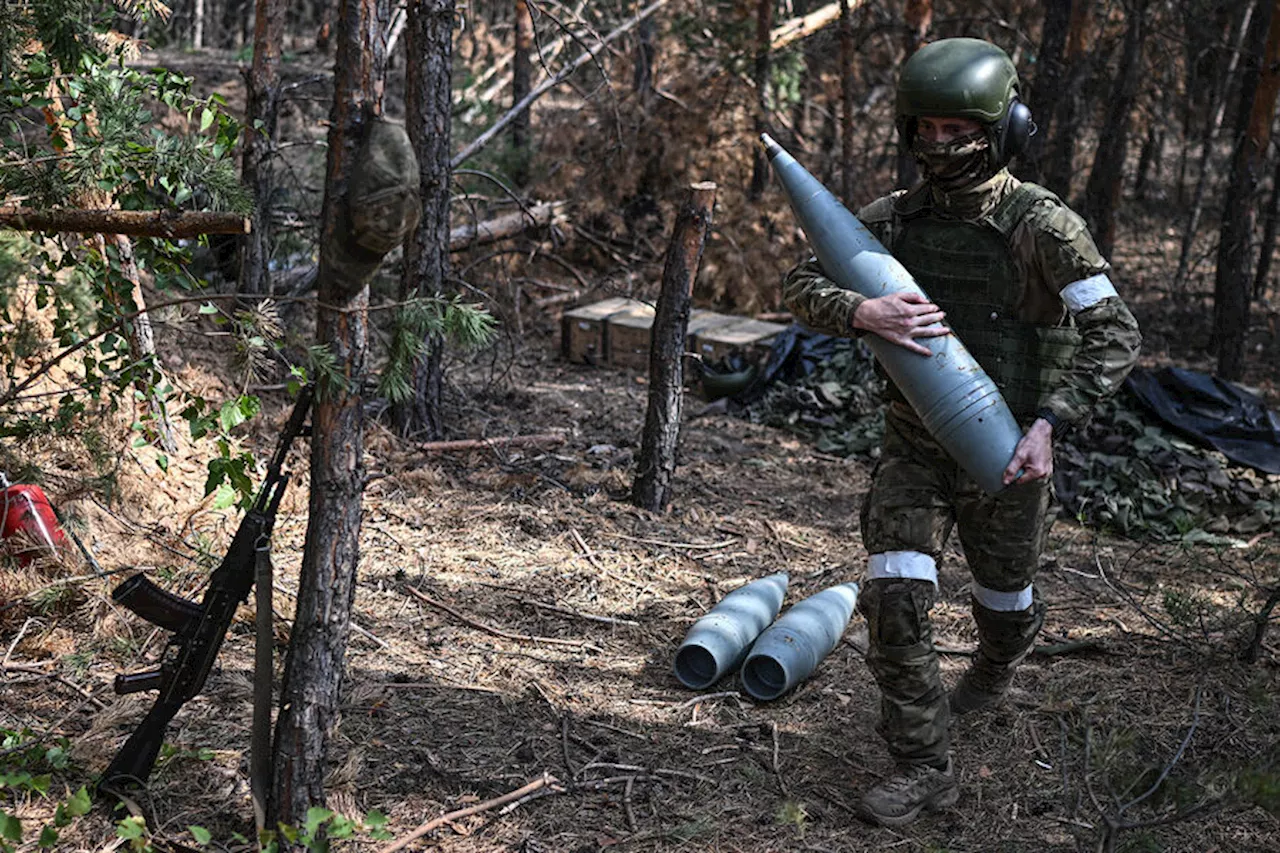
[64,787,92,818]
[199,303,219,315]
[188,825,211,845]
[116,815,146,842]
[156,454,168,473]
[38,826,58,847]
[212,482,237,510]
[199,108,215,132]
[303,807,333,835]
[219,399,247,432]
[0,813,20,842]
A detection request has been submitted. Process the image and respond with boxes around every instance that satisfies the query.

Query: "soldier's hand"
[1003,419,1054,486]
[852,292,949,355]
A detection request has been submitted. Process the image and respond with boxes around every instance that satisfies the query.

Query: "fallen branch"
[452,0,668,168]
[769,2,856,51]
[449,201,565,251]
[406,587,603,651]
[415,432,567,454]
[376,773,561,853]
[0,208,251,238]
[524,598,639,627]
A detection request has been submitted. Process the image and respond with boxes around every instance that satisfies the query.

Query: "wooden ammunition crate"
[607,304,658,369]
[693,317,788,365]
[685,309,741,348]
[560,297,647,365]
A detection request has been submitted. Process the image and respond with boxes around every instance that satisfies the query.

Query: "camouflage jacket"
[781,171,1142,429]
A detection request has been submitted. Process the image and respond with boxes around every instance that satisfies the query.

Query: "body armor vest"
[886,184,1081,421]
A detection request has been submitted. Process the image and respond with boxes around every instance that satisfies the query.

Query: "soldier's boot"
[859,757,959,827]
[949,598,1044,717]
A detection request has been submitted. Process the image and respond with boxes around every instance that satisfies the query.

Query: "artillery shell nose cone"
[759,133,783,159]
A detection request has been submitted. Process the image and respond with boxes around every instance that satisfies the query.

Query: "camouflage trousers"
[857,404,1051,765]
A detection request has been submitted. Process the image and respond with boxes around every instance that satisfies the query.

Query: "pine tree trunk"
[894,0,930,190]
[634,17,656,104]
[1082,0,1146,261]
[1018,0,1071,184]
[270,0,386,833]
[839,0,856,204]
[393,0,455,439]
[1175,1,1256,288]
[1044,0,1092,200]
[512,0,533,185]
[1216,0,1280,379]
[749,0,775,201]
[632,182,716,513]
[1132,121,1161,201]
[239,0,286,296]
[1254,153,1280,299]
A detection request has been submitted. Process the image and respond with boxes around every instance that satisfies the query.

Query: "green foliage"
[0,2,266,504]
[260,808,394,852]
[0,727,91,853]
[378,296,497,406]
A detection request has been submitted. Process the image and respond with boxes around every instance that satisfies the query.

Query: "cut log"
[449,201,565,250]
[0,209,252,238]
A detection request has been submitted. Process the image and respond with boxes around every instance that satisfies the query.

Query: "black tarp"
[1124,367,1280,474]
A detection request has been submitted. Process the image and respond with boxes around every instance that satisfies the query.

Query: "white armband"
[1060,274,1118,314]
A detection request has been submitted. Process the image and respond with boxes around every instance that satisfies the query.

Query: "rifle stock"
[99,386,313,796]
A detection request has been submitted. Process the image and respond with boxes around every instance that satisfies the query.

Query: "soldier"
[781,38,1142,826]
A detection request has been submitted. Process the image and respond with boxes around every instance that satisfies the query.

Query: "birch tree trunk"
[632,182,716,512]
[1215,0,1280,379]
[239,0,286,295]
[270,0,386,832]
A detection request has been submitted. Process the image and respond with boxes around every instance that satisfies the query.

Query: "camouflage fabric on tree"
[324,118,421,300]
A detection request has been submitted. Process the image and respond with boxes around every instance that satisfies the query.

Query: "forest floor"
[3,322,1280,853]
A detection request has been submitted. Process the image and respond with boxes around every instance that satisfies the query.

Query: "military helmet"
[896,38,1034,168]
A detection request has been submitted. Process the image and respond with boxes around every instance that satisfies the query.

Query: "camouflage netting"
[737,350,1280,542]
[740,340,886,459]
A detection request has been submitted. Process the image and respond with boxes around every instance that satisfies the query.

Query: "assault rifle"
[99,386,313,794]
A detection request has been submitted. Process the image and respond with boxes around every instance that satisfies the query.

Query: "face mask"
[912,130,993,192]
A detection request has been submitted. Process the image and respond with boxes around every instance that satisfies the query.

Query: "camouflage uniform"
[783,169,1141,766]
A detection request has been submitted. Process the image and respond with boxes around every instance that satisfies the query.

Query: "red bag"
[1,479,69,566]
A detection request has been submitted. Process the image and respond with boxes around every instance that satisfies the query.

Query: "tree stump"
[632,182,717,512]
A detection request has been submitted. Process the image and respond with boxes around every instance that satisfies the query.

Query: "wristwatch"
[1034,407,1062,436]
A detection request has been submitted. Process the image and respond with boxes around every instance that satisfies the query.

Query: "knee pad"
[859,578,936,649]
[971,598,1045,663]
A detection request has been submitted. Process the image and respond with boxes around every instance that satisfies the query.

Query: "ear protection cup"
[1004,99,1034,160]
